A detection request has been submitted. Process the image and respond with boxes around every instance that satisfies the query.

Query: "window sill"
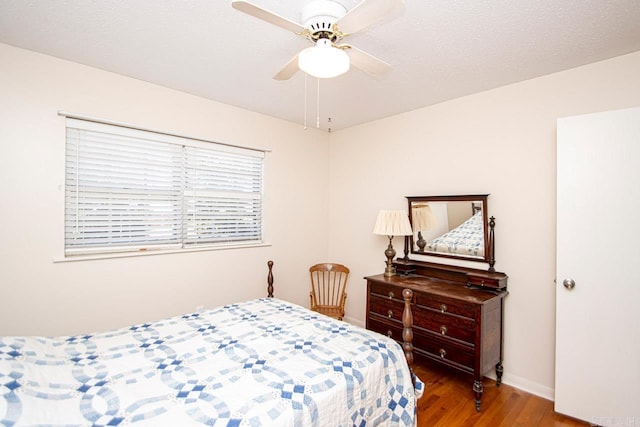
[53,242,272,263]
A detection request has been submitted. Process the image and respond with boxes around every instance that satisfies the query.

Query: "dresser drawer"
[368,294,406,322]
[414,292,477,319]
[413,333,475,370]
[367,315,403,342]
[369,281,405,301]
[467,275,505,290]
[412,309,476,345]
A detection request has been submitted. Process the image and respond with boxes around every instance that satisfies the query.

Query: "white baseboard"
[489,371,555,402]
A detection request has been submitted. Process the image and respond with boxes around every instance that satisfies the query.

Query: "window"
[64,118,264,256]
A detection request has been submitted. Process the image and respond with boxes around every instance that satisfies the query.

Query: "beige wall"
[0,43,330,336]
[3,40,640,401]
[328,50,640,399]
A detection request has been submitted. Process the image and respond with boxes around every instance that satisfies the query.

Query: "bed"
[426,210,485,257]
[0,261,422,426]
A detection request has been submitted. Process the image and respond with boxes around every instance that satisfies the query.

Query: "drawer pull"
[440,304,447,313]
[387,310,394,319]
[388,291,394,299]
[386,330,393,338]
[439,348,447,359]
[440,325,447,336]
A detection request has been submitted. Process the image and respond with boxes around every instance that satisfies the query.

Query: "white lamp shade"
[298,38,350,79]
[373,210,413,237]
[412,204,435,232]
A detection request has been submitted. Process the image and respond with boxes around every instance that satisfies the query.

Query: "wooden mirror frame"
[402,194,496,272]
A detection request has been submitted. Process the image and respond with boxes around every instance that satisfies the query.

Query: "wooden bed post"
[402,288,414,380]
[267,260,274,297]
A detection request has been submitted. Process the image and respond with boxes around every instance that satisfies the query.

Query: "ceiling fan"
[231,0,402,80]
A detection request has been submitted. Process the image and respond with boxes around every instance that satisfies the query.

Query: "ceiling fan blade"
[273,54,300,80]
[231,0,305,34]
[344,44,391,78]
[337,0,403,34]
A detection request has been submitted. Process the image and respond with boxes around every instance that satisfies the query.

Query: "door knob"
[563,278,576,290]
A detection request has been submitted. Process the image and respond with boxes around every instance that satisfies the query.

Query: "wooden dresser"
[365,259,508,411]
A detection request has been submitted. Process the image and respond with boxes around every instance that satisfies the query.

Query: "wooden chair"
[309,263,350,320]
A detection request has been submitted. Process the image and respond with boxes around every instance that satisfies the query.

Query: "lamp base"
[383,236,397,277]
[384,265,397,277]
[416,231,426,252]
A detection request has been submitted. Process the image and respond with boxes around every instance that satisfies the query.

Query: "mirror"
[406,194,494,267]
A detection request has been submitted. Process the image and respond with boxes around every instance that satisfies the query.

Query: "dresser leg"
[496,362,503,386]
[473,380,483,411]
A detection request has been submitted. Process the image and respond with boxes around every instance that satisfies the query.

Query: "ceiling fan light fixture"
[298,38,350,79]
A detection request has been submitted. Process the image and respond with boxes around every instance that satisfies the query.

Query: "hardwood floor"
[413,360,590,427]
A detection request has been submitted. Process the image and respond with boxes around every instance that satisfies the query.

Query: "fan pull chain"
[302,74,325,131]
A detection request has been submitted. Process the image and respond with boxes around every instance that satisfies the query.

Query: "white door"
[556,107,640,425]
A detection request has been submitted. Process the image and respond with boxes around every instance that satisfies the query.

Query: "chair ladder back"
[309,263,350,319]
[319,269,342,306]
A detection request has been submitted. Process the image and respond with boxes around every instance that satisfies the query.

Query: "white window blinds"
[65,118,264,255]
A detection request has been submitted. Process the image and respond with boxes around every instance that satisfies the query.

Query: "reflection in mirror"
[411,203,435,252]
[407,195,492,265]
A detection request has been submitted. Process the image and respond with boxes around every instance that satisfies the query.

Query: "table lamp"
[373,210,413,277]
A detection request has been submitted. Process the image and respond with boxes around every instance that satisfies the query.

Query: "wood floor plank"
[413,360,590,426]
[514,393,552,426]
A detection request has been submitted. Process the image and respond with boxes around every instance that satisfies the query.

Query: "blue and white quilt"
[426,211,485,257]
[0,298,422,426]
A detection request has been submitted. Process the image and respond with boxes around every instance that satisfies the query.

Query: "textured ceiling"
[1,0,640,131]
